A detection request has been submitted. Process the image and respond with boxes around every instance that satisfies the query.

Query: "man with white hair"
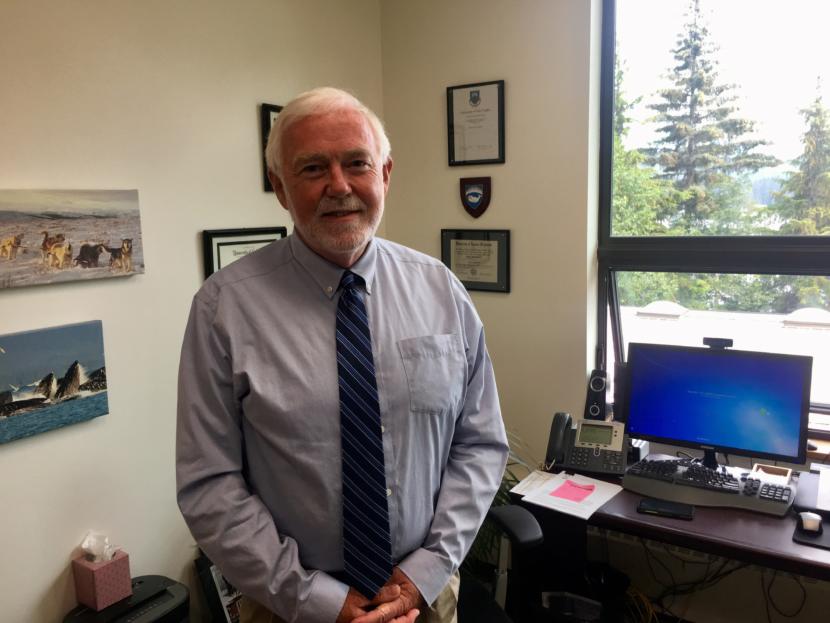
[176,87,508,623]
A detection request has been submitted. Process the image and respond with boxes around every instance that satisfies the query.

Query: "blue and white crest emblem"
[469,90,481,107]
[465,185,484,208]
[459,177,492,218]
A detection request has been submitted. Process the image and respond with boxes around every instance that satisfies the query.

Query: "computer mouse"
[798,511,823,534]
[807,441,818,451]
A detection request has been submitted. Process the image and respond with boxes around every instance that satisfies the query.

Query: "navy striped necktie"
[336,270,392,599]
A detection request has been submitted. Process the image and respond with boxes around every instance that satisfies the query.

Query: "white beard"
[303,195,381,256]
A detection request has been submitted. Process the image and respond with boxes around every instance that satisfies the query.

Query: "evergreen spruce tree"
[612,57,679,236]
[773,86,830,234]
[614,57,638,140]
[768,85,830,310]
[645,0,777,229]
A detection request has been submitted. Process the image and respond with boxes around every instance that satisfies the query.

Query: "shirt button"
[326,286,333,294]
[381,425,385,433]
[386,488,392,497]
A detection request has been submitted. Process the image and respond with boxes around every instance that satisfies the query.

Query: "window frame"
[597,0,830,425]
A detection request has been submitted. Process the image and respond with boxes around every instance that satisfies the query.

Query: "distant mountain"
[752,177,782,206]
[0,210,35,222]
[0,209,122,221]
[33,210,121,220]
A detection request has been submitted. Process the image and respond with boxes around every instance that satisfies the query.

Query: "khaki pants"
[239,571,459,623]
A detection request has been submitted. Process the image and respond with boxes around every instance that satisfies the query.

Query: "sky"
[0,189,139,214]
[617,0,830,169]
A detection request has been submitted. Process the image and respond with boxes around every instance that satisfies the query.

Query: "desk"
[515,473,830,586]
[591,488,830,582]
[513,470,830,622]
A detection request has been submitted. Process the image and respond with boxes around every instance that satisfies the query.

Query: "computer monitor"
[625,342,812,468]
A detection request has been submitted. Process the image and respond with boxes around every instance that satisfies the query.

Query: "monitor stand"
[702,448,719,470]
[701,338,732,472]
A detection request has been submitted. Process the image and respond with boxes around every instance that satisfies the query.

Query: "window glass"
[610,271,830,406]
[613,0,830,237]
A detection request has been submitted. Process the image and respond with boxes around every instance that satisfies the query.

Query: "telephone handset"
[546,412,573,466]
[545,412,628,476]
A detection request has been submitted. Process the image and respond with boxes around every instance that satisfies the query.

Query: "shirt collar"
[289,233,377,300]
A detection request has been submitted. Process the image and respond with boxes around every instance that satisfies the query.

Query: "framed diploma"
[441,229,510,293]
[260,102,283,191]
[202,226,287,279]
[447,80,505,166]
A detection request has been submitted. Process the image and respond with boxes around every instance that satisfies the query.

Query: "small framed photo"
[202,227,287,279]
[260,103,283,191]
[441,229,510,293]
[447,80,505,166]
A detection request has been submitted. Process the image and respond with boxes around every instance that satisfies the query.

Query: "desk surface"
[590,488,830,582]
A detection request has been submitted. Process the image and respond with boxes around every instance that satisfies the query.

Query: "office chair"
[458,504,544,623]
[459,503,608,623]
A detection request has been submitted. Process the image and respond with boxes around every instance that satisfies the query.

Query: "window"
[598,0,830,434]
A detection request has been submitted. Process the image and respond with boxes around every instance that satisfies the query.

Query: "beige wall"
[381,0,602,462]
[0,1,383,620]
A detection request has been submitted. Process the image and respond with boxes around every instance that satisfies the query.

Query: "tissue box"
[72,550,132,610]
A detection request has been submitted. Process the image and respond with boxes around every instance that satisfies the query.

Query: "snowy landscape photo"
[0,189,144,290]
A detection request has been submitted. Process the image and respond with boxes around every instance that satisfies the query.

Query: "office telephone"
[545,412,628,476]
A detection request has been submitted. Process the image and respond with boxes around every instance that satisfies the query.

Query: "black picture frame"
[260,103,283,191]
[447,80,505,166]
[441,229,510,292]
[202,227,287,279]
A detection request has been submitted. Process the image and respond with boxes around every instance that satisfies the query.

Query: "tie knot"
[339,270,363,291]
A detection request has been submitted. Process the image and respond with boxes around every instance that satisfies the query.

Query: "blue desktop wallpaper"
[626,345,810,459]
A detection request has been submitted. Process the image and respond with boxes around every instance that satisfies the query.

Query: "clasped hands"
[336,567,423,623]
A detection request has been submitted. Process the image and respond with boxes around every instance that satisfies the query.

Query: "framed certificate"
[447,80,505,166]
[260,102,283,191]
[441,229,510,292]
[202,226,287,278]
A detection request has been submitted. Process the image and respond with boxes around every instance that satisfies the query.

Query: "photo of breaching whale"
[0,320,108,445]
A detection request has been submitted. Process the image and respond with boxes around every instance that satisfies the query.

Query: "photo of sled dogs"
[0,189,144,290]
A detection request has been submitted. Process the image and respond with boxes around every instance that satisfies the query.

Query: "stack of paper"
[510,470,622,520]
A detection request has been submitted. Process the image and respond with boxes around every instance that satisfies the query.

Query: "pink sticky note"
[550,479,595,503]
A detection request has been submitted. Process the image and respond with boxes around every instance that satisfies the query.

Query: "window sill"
[806,438,830,463]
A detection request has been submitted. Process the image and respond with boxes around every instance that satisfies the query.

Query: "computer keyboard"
[623,458,796,517]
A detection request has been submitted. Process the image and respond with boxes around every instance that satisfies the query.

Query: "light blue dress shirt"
[176,234,508,623]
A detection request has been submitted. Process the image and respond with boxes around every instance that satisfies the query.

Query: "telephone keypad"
[564,446,625,476]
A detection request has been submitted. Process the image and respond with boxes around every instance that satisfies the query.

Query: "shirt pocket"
[398,334,466,414]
